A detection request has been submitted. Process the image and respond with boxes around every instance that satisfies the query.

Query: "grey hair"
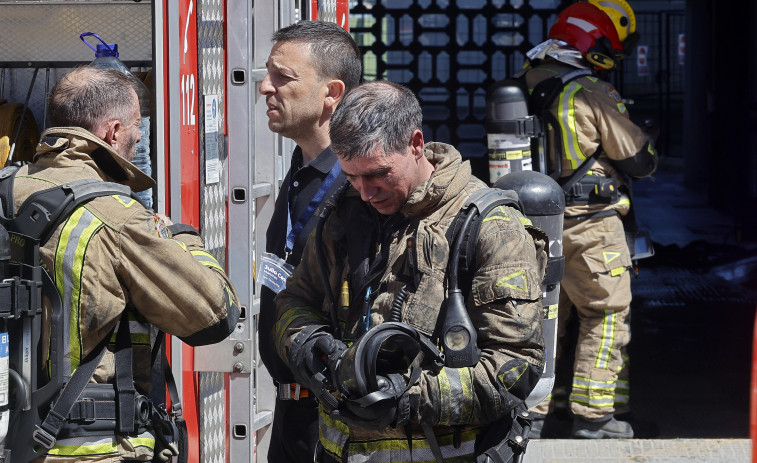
[48,66,139,132]
[272,20,362,93]
[330,81,422,160]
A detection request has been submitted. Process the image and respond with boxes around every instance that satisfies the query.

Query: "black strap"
[10,178,137,244]
[34,310,136,448]
[34,328,113,449]
[67,399,117,422]
[114,312,136,433]
[151,331,182,419]
[151,331,188,463]
[0,165,20,221]
[543,256,565,287]
[558,151,600,196]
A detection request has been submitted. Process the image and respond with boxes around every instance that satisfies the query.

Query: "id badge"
[260,252,295,294]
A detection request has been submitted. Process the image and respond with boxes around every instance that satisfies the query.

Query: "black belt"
[565,209,619,221]
[565,176,620,206]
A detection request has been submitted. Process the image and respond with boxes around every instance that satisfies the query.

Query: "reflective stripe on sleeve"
[436,367,475,426]
[190,249,225,273]
[319,409,349,460]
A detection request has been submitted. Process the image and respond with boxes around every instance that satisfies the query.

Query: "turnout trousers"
[534,213,631,419]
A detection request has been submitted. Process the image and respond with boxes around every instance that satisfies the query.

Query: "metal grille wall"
[350,0,569,161]
[350,1,685,167]
[613,11,685,158]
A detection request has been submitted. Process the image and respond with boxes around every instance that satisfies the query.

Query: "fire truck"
[0,0,347,461]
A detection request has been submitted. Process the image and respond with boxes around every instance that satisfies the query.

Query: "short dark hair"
[48,66,139,132]
[273,20,362,92]
[330,81,422,160]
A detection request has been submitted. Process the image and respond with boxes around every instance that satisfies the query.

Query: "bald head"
[48,66,140,134]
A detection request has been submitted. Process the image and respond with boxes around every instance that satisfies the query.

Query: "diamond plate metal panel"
[319,0,337,23]
[0,2,152,62]
[197,0,227,264]
[196,2,227,463]
[199,372,226,463]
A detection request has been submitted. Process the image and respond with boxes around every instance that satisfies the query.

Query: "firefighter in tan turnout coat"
[14,67,240,462]
[523,0,658,439]
[274,81,548,462]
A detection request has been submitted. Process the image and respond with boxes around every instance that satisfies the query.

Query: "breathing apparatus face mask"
[336,323,424,400]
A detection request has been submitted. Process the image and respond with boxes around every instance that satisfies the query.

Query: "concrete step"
[524,439,751,462]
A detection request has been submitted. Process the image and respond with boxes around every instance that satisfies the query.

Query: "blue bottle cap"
[95,43,119,58]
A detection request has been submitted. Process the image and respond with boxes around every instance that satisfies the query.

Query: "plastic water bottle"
[81,32,153,209]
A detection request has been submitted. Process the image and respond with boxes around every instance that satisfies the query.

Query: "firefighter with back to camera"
[257,20,362,463]
[3,66,240,462]
[273,80,549,462]
[517,0,658,439]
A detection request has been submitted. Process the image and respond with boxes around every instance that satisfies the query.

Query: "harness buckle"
[75,397,97,424]
[277,382,309,400]
[32,426,56,450]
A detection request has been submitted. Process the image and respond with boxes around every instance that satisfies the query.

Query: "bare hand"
[155,213,174,226]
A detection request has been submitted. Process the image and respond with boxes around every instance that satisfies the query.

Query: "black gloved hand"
[288,326,347,407]
[330,373,411,431]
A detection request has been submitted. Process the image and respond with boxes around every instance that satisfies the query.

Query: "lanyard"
[285,160,342,253]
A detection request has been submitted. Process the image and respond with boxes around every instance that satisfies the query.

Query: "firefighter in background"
[258,21,361,463]
[522,0,658,438]
[15,67,241,461]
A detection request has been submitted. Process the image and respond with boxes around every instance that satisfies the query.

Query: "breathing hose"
[389,286,409,323]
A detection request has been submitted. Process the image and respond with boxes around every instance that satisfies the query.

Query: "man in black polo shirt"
[257,20,361,462]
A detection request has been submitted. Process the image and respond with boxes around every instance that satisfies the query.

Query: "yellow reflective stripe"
[617,196,631,207]
[113,194,137,207]
[48,436,154,456]
[109,332,151,345]
[436,367,475,426]
[437,368,452,425]
[347,428,479,462]
[573,375,616,390]
[482,205,510,223]
[603,251,621,264]
[519,216,532,226]
[319,408,349,459]
[171,239,188,251]
[558,81,586,170]
[569,391,615,408]
[54,207,104,376]
[190,249,225,272]
[498,361,528,391]
[610,266,626,277]
[496,269,528,292]
[571,374,617,408]
[595,310,616,369]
